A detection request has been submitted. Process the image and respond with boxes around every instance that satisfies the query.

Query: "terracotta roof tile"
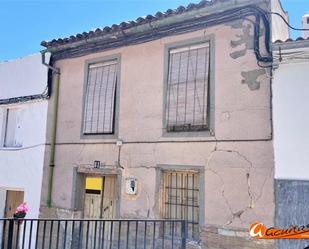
[274,37,309,44]
[41,0,223,48]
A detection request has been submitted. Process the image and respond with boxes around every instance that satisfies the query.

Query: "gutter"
[0,93,49,105]
[43,2,271,61]
[272,39,309,50]
[41,50,60,208]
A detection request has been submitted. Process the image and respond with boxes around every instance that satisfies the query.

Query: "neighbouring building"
[302,12,309,39]
[272,37,309,249]
[0,53,50,219]
[39,0,288,248]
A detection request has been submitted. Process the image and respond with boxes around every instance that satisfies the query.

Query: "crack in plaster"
[129,165,154,169]
[205,142,258,226]
[76,144,86,162]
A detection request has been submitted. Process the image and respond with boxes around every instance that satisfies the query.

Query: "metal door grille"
[163,171,199,240]
[166,42,210,132]
[83,60,118,134]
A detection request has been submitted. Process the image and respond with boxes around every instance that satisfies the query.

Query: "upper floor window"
[83,60,118,135]
[166,42,210,132]
[2,108,22,148]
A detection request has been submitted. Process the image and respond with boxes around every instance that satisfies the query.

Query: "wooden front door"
[2,190,24,249]
[84,175,116,219]
[83,175,116,249]
[5,190,24,218]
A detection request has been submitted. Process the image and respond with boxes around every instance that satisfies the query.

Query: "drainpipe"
[41,50,60,208]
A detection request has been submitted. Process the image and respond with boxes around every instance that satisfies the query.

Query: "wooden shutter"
[3,108,23,147]
[3,108,22,147]
[166,42,210,132]
[83,60,118,134]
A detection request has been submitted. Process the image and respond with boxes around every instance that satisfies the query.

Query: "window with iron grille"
[83,60,118,134]
[163,171,199,240]
[166,42,210,132]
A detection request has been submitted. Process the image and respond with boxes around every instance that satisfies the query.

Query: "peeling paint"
[241,69,265,90]
[230,49,247,59]
[227,20,254,59]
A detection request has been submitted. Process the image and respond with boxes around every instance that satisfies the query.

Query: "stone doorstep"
[195,226,276,249]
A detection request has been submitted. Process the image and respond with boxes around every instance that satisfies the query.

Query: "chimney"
[302,12,309,39]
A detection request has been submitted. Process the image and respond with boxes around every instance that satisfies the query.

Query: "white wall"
[0,53,49,218]
[0,53,50,99]
[273,61,309,180]
[0,101,48,218]
[271,0,289,42]
[302,13,309,39]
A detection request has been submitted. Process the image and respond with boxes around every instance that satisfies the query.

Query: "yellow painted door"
[83,175,116,219]
[84,176,103,249]
[84,176,103,219]
[83,175,116,249]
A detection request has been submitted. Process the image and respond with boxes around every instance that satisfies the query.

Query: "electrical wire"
[257,60,273,69]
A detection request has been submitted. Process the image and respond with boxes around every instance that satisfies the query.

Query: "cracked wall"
[41,10,274,249]
[46,141,274,228]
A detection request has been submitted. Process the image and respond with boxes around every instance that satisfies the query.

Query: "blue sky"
[0,0,308,61]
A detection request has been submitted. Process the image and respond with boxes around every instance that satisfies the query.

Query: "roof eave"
[42,0,268,57]
[272,39,309,50]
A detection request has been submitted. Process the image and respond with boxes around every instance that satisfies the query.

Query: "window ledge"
[162,129,214,138]
[0,146,23,151]
[80,133,118,140]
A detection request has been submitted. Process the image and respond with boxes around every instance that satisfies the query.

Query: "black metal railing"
[0,219,187,249]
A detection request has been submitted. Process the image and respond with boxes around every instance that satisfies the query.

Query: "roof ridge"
[41,0,226,47]
[274,36,309,44]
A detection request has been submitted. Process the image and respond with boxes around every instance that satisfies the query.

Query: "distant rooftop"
[274,37,309,44]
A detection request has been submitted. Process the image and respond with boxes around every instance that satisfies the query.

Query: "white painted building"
[0,53,50,219]
[272,39,309,249]
[273,40,309,180]
[302,12,309,39]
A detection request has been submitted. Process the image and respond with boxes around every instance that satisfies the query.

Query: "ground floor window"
[162,171,199,239]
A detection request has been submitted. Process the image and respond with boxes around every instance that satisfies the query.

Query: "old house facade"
[39,0,288,248]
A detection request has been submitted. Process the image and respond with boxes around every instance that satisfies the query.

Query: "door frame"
[1,189,24,249]
[4,189,24,218]
[74,168,122,218]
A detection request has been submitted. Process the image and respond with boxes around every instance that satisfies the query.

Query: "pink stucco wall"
[40,7,275,249]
